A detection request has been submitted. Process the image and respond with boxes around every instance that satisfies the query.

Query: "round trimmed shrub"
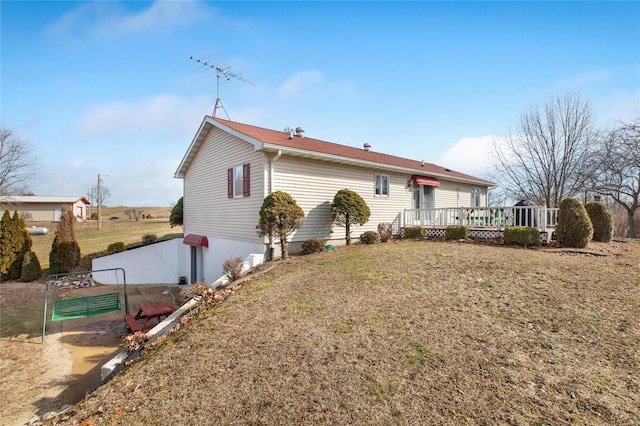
[142,234,158,245]
[403,226,425,239]
[107,241,126,255]
[556,197,593,248]
[445,225,469,241]
[503,226,540,247]
[585,202,614,242]
[301,238,326,255]
[360,231,380,245]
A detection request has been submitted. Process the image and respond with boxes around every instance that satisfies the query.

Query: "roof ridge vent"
[295,127,305,138]
[363,143,371,151]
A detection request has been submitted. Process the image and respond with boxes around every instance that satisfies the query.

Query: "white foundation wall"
[92,239,188,285]
[200,236,264,284]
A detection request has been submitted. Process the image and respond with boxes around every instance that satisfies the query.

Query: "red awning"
[183,234,208,247]
[412,175,440,187]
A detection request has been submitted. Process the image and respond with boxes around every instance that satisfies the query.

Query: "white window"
[227,163,250,198]
[471,187,481,207]
[375,174,389,197]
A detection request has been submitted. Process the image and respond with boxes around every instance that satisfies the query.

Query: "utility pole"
[97,174,102,230]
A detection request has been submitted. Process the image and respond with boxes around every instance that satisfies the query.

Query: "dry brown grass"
[52,240,640,425]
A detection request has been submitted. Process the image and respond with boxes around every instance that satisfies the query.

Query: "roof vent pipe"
[295,127,305,138]
[363,143,371,151]
[288,130,294,140]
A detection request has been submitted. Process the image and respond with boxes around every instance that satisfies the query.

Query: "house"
[174,117,493,284]
[0,195,91,222]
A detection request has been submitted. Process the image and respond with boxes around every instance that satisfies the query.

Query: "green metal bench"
[52,292,121,322]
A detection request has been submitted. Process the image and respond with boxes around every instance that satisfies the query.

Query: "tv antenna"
[189,55,254,120]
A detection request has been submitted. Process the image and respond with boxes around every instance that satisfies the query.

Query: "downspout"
[269,150,282,194]
[267,150,282,260]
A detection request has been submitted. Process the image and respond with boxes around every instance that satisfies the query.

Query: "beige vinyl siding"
[272,155,413,242]
[435,182,487,208]
[183,128,264,242]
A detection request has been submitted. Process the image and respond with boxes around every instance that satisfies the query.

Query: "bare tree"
[587,118,640,238]
[0,127,38,195]
[87,185,111,208]
[490,94,595,207]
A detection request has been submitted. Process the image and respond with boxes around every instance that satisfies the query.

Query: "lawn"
[29,208,180,270]
[53,240,640,425]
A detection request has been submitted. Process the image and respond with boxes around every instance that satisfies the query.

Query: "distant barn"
[0,195,90,222]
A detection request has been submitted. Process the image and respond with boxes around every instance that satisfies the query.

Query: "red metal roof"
[211,118,492,185]
[412,176,440,187]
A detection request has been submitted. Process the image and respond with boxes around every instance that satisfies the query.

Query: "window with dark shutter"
[243,163,251,197]
[227,168,233,198]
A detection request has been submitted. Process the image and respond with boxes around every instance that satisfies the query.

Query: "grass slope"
[57,241,640,425]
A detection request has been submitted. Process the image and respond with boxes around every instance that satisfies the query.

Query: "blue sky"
[2,1,639,206]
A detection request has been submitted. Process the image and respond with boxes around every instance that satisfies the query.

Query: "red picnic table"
[124,301,176,332]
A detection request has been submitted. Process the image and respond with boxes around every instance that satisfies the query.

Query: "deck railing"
[403,206,559,231]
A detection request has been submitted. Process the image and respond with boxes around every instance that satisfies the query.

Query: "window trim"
[227,163,251,199]
[374,173,389,197]
[471,187,481,207]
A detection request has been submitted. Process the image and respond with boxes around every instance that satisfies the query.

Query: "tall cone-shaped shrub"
[585,201,614,242]
[0,210,16,280]
[49,207,81,274]
[7,211,32,280]
[556,197,593,248]
[21,251,42,282]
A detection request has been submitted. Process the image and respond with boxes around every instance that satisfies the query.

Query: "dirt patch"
[0,282,183,426]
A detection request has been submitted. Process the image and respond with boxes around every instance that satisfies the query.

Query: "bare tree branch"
[587,118,640,237]
[0,127,38,195]
[490,94,594,207]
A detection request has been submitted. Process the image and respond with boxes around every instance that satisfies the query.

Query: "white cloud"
[73,94,212,142]
[277,71,325,97]
[438,135,507,178]
[597,89,640,125]
[47,0,214,37]
[555,69,612,89]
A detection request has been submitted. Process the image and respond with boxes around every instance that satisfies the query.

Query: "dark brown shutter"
[227,168,233,198]
[243,163,250,197]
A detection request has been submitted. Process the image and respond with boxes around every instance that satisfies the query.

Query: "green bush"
[21,251,42,282]
[556,197,593,248]
[301,238,326,255]
[503,226,540,247]
[331,189,370,245]
[360,231,380,245]
[445,225,469,241]
[585,202,614,242]
[377,223,393,242]
[107,241,126,255]
[142,234,158,245]
[403,226,425,239]
[49,235,76,275]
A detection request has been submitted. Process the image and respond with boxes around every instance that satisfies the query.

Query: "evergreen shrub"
[403,227,425,239]
[556,197,593,248]
[360,231,380,244]
[585,202,614,242]
[503,226,540,247]
[301,238,326,255]
[107,242,126,255]
[142,234,158,245]
[445,225,469,241]
[21,251,42,282]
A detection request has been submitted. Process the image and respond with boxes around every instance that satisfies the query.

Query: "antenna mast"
[189,55,254,120]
